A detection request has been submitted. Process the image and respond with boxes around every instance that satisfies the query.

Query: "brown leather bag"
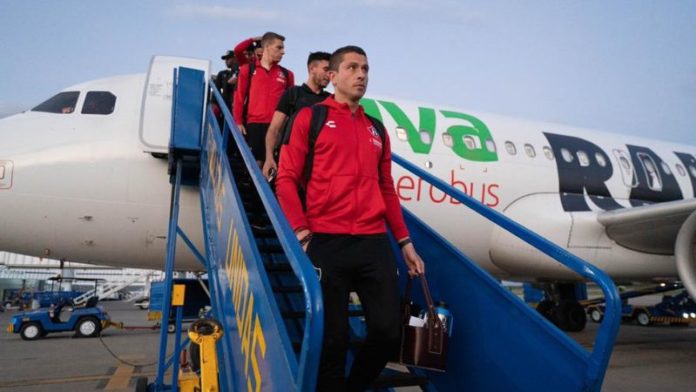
[399,275,449,372]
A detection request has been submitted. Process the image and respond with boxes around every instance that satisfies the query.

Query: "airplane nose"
[0,160,12,190]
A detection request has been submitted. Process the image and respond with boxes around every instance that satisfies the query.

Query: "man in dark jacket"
[262,51,331,179]
[276,45,425,392]
[215,50,239,110]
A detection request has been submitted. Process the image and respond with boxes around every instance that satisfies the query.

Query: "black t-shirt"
[215,66,239,108]
[275,83,330,117]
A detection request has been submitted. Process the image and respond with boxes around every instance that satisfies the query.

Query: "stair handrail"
[208,84,324,391]
[391,153,621,389]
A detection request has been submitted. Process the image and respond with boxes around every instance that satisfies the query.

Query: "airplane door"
[139,56,211,153]
[612,149,638,188]
[0,160,12,190]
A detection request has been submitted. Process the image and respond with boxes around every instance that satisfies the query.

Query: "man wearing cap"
[215,50,239,111]
[234,36,264,66]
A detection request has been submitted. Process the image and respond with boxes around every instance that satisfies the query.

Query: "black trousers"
[244,122,270,162]
[307,233,401,392]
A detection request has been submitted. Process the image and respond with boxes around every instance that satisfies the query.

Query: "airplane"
[1,56,695,332]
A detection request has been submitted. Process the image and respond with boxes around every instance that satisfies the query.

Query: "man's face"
[330,52,368,101]
[224,57,236,68]
[254,47,264,61]
[309,60,330,89]
[263,38,285,63]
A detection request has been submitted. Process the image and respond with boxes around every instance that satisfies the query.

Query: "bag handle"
[404,275,444,354]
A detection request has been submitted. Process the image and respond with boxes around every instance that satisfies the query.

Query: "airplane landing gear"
[535,283,587,332]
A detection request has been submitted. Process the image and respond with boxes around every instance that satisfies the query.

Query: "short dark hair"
[329,46,367,71]
[261,32,285,48]
[307,51,331,67]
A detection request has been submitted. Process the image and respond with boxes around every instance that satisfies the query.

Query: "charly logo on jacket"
[368,125,382,148]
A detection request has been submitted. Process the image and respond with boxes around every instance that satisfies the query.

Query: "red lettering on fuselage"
[395,169,500,208]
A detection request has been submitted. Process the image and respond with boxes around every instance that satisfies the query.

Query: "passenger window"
[524,144,536,158]
[676,164,686,177]
[577,151,590,167]
[81,91,116,115]
[0,166,4,180]
[31,91,80,114]
[485,139,496,153]
[543,146,554,160]
[505,141,517,155]
[442,132,453,147]
[660,161,672,176]
[690,165,696,178]
[463,136,476,150]
[638,153,662,191]
[595,152,607,167]
[419,130,431,145]
[561,148,574,163]
[395,127,408,141]
[620,156,631,170]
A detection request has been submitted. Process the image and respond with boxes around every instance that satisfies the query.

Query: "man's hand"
[227,75,237,85]
[263,159,278,180]
[237,124,246,135]
[402,243,425,277]
[296,229,311,251]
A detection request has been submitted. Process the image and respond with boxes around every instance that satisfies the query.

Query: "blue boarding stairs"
[155,66,621,392]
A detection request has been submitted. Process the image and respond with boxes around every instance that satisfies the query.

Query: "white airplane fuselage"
[1,57,695,284]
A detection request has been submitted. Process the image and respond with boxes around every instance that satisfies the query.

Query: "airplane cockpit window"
[485,139,496,153]
[676,164,686,177]
[543,146,554,160]
[638,153,662,191]
[595,152,607,167]
[689,165,696,178]
[660,161,672,176]
[31,91,79,114]
[561,148,574,163]
[442,132,454,147]
[419,130,432,145]
[505,141,517,155]
[395,127,408,141]
[577,150,590,167]
[82,91,116,115]
[524,144,536,158]
[463,136,476,150]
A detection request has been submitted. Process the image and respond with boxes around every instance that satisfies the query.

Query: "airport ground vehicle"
[587,290,696,326]
[6,277,112,340]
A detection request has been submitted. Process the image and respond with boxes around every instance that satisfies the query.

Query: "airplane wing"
[597,198,696,255]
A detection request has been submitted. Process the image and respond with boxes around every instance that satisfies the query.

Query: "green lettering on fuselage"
[360,98,498,162]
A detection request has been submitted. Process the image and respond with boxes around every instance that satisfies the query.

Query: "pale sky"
[1,1,694,144]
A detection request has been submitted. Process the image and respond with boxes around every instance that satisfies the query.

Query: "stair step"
[282,309,364,319]
[371,372,429,389]
[272,285,303,293]
[265,263,293,273]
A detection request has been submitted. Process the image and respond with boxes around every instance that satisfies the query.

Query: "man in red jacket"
[233,32,294,164]
[276,46,425,392]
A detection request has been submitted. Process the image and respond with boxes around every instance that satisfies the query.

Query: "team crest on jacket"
[368,125,379,138]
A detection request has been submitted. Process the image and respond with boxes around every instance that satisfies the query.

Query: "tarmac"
[1,301,695,391]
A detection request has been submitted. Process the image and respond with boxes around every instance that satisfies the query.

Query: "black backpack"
[242,61,290,124]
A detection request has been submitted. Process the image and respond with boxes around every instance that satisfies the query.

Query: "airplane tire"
[134,376,148,392]
[536,300,555,320]
[556,302,587,332]
[20,322,44,341]
[635,310,651,326]
[75,317,101,338]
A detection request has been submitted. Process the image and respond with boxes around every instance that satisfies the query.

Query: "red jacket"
[233,60,294,124]
[276,96,409,240]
